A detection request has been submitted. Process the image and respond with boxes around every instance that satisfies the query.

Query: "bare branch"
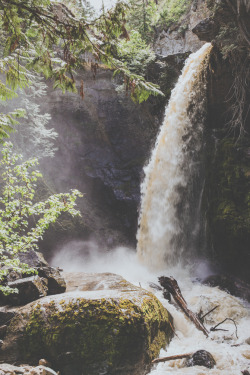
[210,318,238,339]
[152,353,192,364]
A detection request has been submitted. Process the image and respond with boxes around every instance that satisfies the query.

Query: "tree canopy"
[0,0,163,140]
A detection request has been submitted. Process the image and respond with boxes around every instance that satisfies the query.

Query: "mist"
[51,241,157,287]
[50,239,217,289]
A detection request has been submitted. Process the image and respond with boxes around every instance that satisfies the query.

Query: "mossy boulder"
[0,273,173,375]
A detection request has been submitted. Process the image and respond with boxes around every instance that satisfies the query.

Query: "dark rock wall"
[203,48,250,280]
[38,60,184,259]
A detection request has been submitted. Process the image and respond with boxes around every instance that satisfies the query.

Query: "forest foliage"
[207,0,250,137]
[0,0,165,141]
[127,0,192,42]
[0,142,82,294]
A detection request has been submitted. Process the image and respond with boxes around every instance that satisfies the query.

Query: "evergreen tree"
[128,0,157,42]
[0,0,163,140]
[2,78,58,159]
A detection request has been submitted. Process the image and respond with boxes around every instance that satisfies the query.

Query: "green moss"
[205,136,250,267]
[158,0,192,29]
[21,294,172,374]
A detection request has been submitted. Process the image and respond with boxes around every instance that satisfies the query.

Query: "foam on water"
[52,243,250,374]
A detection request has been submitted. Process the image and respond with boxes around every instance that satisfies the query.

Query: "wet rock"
[203,274,250,302]
[192,17,219,41]
[34,366,57,375]
[37,267,66,295]
[0,309,15,326]
[5,269,22,283]
[7,276,48,305]
[242,351,250,360]
[0,363,25,374]
[18,250,49,268]
[245,337,250,345]
[185,350,216,368]
[38,359,51,367]
[0,250,49,292]
[0,363,57,375]
[0,273,173,375]
[0,325,7,339]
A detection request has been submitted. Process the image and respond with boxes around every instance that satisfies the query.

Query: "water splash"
[137,43,212,269]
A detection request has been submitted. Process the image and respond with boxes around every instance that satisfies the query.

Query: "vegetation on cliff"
[127,0,192,41]
[207,0,250,137]
[0,142,82,295]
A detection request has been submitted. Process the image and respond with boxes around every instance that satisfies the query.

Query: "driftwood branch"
[159,276,209,337]
[152,353,192,364]
[210,318,238,338]
[149,282,162,291]
[199,305,220,322]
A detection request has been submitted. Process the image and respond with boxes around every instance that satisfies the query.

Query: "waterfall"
[137,43,212,269]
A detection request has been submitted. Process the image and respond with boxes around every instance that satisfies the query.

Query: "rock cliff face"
[38,58,185,258]
[200,1,250,282]
[204,50,250,282]
[153,0,210,56]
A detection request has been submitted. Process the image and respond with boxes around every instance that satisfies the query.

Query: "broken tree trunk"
[159,276,209,337]
[152,353,192,364]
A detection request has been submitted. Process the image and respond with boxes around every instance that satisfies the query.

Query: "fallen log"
[152,353,192,364]
[159,276,209,337]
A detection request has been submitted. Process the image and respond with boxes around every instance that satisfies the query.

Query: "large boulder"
[185,350,216,369]
[192,17,219,41]
[37,267,66,295]
[0,250,66,305]
[0,309,15,326]
[0,273,173,375]
[18,251,49,268]
[6,276,48,306]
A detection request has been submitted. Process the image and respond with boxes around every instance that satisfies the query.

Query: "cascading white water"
[137,43,212,269]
